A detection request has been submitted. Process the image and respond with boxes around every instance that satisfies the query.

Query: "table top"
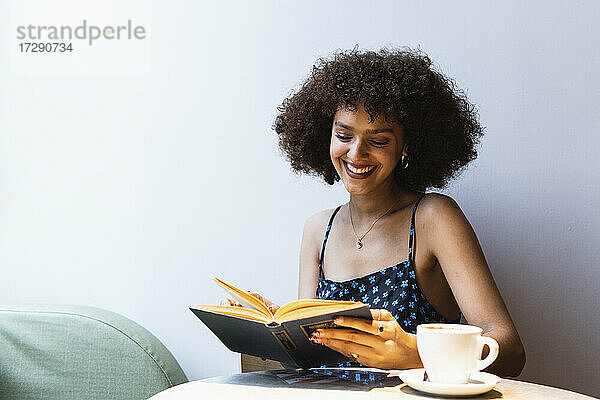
[150,370,596,400]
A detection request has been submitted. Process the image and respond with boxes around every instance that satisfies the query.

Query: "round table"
[150,370,596,400]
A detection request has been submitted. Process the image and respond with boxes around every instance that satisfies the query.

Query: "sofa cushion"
[0,304,187,400]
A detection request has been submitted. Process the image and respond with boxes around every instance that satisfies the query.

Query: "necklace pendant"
[356,241,363,249]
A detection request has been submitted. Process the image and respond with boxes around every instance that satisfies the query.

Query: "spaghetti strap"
[408,194,427,262]
[318,206,342,279]
[315,191,461,338]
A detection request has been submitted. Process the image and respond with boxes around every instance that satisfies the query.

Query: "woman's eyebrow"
[334,121,394,134]
[334,121,354,130]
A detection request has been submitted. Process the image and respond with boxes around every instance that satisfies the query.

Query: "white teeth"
[346,163,375,174]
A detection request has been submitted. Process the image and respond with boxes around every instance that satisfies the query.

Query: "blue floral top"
[316,195,460,334]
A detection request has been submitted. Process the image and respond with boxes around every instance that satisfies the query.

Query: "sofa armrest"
[0,304,187,400]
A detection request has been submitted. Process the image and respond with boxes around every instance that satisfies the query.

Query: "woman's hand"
[311,309,422,370]
[220,292,280,314]
[220,298,243,307]
[248,292,280,313]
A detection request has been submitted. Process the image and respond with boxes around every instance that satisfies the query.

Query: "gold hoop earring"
[401,155,409,169]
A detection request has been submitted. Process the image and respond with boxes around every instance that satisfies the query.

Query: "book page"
[192,305,270,323]
[213,277,273,319]
[274,299,362,321]
[276,303,366,323]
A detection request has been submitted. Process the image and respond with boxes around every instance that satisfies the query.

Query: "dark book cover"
[190,305,372,369]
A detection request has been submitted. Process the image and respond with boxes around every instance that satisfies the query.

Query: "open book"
[190,277,372,369]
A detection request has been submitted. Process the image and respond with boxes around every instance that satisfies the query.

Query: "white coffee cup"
[416,323,499,384]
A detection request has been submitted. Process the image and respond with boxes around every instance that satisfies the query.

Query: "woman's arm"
[298,211,328,299]
[422,194,526,377]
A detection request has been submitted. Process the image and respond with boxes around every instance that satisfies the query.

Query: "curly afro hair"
[273,47,484,192]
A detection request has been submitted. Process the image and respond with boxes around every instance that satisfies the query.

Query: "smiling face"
[330,103,407,196]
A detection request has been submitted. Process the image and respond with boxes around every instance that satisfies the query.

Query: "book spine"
[269,325,310,368]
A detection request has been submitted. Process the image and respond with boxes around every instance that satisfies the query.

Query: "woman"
[230,48,525,376]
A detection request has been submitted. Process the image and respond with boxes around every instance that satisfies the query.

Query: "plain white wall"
[1,0,599,397]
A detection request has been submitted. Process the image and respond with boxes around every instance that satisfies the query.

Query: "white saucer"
[397,369,501,397]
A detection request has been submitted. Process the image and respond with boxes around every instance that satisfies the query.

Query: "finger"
[318,337,372,359]
[248,292,268,303]
[220,298,235,306]
[370,309,395,321]
[224,299,243,307]
[334,316,393,337]
[248,292,273,306]
[248,292,262,301]
[247,292,279,311]
[317,328,381,348]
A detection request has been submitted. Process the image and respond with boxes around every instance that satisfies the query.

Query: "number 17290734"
[19,42,73,52]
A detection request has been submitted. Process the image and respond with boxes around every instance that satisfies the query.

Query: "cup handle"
[476,336,499,371]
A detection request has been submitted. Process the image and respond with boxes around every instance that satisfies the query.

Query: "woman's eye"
[370,140,389,147]
[335,133,388,146]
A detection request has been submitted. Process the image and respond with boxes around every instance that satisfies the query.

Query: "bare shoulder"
[418,192,462,219]
[303,208,337,243]
[417,193,479,255]
[417,193,472,240]
[298,207,339,293]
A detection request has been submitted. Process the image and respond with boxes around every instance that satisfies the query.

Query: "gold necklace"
[348,197,403,249]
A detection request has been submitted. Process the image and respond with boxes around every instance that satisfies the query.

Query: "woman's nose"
[347,138,368,159]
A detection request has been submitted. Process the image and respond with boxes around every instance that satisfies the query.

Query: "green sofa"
[0,304,187,400]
